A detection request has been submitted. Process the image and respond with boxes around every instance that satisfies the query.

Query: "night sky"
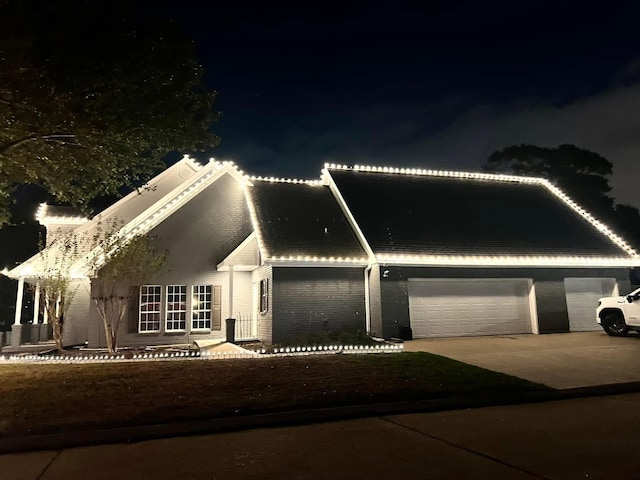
[2,0,640,271]
[144,0,640,209]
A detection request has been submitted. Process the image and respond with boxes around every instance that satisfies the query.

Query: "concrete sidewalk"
[2,392,639,480]
[404,331,640,388]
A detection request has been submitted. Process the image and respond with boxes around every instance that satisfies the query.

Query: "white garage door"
[564,278,617,332]
[408,279,533,338]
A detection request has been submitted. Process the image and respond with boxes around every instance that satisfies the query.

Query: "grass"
[0,352,552,437]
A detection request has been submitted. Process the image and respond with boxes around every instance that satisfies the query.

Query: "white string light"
[0,343,402,364]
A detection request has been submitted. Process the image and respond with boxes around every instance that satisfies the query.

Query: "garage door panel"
[565,278,616,332]
[408,279,532,338]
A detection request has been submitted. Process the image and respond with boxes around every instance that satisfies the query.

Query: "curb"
[2,381,640,455]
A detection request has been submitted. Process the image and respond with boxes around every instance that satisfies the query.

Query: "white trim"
[32,283,40,324]
[323,168,376,260]
[216,233,259,271]
[243,184,270,262]
[265,258,368,267]
[375,253,639,268]
[528,280,539,334]
[14,278,24,326]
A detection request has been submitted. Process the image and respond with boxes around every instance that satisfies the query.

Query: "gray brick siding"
[271,267,366,344]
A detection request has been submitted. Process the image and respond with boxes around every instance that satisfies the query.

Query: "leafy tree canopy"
[0,0,220,225]
[484,144,640,249]
[484,144,615,217]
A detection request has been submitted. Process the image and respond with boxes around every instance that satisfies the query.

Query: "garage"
[407,278,534,338]
[564,277,617,332]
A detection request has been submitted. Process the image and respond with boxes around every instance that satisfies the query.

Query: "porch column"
[32,283,40,324]
[43,292,49,324]
[11,278,25,347]
[13,278,24,326]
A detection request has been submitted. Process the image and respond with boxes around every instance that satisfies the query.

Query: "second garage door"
[408,279,534,338]
[564,277,617,332]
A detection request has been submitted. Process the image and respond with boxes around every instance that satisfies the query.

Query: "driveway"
[404,331,640,389]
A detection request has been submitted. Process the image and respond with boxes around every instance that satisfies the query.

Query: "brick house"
[5,157,639,348]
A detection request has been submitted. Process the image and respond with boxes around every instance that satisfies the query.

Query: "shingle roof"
[249,181,367,259]
[329,169,628,257]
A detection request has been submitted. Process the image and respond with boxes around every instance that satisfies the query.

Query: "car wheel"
[602,312,629,337]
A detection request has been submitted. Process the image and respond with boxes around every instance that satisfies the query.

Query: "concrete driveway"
[404,331,640,389]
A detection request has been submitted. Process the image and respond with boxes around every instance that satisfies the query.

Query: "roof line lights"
[322,163,638,259]
[35,203,87,224]
[248,175,322,186]
[243,185,271,260]
[326,163,542,184]
[266,255,369,264]
[376,253,639,267]
[540,180,638,257]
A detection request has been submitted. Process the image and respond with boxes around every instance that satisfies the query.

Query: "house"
[5,157,639,348]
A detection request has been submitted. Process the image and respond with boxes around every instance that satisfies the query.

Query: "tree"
[0,0,220,225]
[484,144,640,249]
[32,233,80,352]
[88,220,167,353]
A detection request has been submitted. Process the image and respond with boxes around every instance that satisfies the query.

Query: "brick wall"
[272,267,365,344]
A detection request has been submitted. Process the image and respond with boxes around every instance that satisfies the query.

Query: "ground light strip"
[0,344,403,363]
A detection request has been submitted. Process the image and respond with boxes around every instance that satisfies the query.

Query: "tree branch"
[0,133,77,155]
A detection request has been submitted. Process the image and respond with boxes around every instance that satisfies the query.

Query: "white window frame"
[259,278,269,314]
[165,285,187,332]
[139,285,162,333]
[192,285,212,331]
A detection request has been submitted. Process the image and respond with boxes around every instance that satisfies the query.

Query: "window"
[166,285,187,331]
[259,278,269,313]
[139,285,161,332]
[192,285,212,330]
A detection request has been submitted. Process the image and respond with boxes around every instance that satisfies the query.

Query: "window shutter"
[212,285,222,330]
[129,287,141,333]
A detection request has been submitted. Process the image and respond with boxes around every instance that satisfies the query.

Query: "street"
[2,392,639,480]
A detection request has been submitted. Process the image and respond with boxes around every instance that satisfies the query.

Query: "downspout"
[228,264,234,320]
[364,264,372,334]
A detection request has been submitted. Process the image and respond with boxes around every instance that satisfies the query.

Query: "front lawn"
[0,352,552,437]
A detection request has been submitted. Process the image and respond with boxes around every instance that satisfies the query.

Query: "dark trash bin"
[225,318,236,343]
[399,325,413,341]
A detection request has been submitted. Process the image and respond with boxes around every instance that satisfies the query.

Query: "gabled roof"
[247,180,367,264]
[325,164,639,267]
[7,157,248,280]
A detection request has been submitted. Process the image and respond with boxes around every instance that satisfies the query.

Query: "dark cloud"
[216,83,640,211]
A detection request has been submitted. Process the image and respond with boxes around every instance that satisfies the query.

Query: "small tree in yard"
[33,234,80,352]
[89,221,167,353]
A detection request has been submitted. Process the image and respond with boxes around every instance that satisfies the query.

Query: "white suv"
[596,288,640,336]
